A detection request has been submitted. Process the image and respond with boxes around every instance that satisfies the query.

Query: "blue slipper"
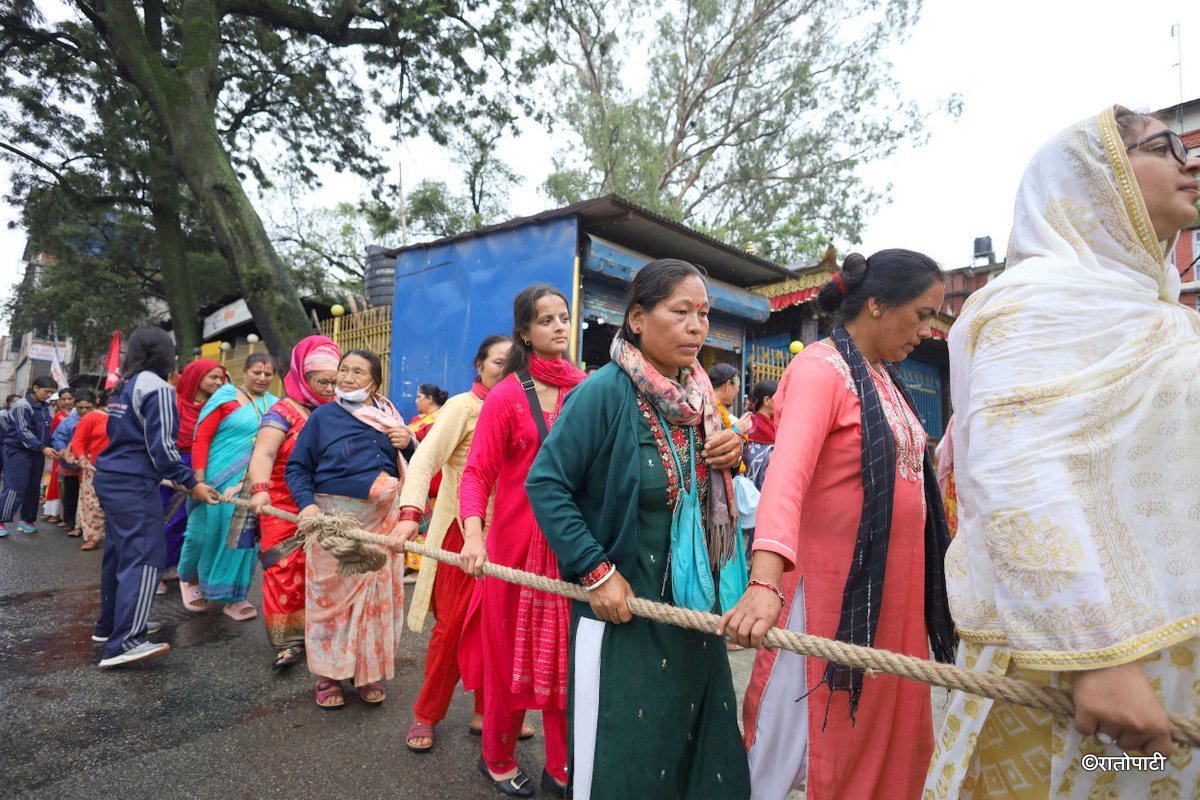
[17,522,37,534]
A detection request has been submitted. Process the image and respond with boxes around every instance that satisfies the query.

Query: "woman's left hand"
[222,482,243,501]
[718,585,783,649]
[388,425,413,451]
[702,428,743,471]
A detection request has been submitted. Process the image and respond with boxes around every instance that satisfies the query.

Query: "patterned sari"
[306,473,406,686]
[926,106,1200,797]
[178,383,277,602]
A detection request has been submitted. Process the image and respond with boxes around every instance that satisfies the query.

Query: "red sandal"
[315,679,344,709]
[358,682,385,704]
[406,719,435,753]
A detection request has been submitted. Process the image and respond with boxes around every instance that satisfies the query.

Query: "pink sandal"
[315,679,345,709]
[179,579,209,612]
[223,601,257,621]
[358,682,385,704]
[406,719,435,752]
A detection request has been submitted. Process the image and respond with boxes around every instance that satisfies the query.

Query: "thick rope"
[196,490,1200,749]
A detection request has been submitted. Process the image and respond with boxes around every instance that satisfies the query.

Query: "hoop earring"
[523,339,531,348]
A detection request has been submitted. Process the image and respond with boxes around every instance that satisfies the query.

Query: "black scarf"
[820,326,957,722]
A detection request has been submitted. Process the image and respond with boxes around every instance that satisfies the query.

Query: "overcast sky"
[1,0,1196,316]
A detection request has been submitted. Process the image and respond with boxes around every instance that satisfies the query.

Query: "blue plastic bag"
[657,412,717,612]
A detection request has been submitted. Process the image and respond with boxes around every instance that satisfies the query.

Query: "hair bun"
[841,252,868,276]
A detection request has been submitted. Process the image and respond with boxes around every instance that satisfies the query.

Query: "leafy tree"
[401,122,524,238]
[4,186,230,363]
[543,0,960,263]
[1,0,542,357]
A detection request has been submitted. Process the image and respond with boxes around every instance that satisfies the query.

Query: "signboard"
[202,298,253,339]
[27,341,69,362]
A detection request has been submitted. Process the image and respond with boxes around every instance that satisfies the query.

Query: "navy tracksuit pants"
[93,471,164,659]
[0,447,46,525]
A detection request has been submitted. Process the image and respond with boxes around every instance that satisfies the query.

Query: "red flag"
[104,332,121,389]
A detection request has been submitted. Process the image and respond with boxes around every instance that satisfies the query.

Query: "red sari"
[258,399,310,648]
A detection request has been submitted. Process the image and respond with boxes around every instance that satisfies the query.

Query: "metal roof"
[379,194,797,287]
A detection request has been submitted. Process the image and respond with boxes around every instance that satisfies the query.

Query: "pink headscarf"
[285,335,342,408]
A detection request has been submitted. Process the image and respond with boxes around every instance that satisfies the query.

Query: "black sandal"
[272,645,304,670]
[541,769,566,798]
[477,756,534,797]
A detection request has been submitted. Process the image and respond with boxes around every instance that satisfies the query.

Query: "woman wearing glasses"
[244,335,342,671]
[925,107,1200,798]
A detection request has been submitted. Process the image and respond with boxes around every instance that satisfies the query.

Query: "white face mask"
[335,386,372,403]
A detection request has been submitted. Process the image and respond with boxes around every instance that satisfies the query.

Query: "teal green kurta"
[528,363,749,799]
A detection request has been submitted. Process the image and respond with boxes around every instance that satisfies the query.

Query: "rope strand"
[191,487,1200,749]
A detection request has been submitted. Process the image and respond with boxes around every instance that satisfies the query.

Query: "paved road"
[1,522,555,800]
[0,521,943,799]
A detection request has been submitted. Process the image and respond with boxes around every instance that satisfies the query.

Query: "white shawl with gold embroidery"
[947,106,1197,670]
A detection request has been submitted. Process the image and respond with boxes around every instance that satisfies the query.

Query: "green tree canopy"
[1,0,543,358]
[543,0,960,263]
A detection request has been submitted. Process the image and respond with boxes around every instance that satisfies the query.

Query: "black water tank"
[973,236,993,260]
[363,245,397,308]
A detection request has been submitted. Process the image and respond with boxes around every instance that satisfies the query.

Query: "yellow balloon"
[331,304,346,317]
[789,340,804,354]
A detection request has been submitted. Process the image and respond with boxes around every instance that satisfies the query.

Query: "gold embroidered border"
[957,614,1200,671]
[1098,107,1162,265]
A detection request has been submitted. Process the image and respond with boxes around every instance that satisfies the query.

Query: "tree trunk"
[89,0,314,362]
[147,140,202,361]
[164,109,314,361]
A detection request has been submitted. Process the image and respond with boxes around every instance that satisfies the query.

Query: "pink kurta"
[458,373,568,715]
[744,342,932,800]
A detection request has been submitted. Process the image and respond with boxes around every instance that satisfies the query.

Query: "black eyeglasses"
[1126,130,1191,166]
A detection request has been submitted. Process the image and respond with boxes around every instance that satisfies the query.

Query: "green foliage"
[1,0,548,355]
[543,0,960,263]
[4,188,228,361]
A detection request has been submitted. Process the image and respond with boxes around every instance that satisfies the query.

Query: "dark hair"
[122,326,176,380]
[31,376,57,390]
[96,390,109,407]
[817,249,943,323]
[340,349,383,392]
[473,334,512,380]
[6,394,21,406]
[707,362,738,389]
[502,284,570,376]
[418,383,448,406]
[74,389,97,405]
[57,388,74,398]
[244,352,277,373]
[748,379,778,411]
[620,258,708,348]
[1113,104,1163,147]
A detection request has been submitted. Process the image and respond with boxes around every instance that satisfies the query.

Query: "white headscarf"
[946,106,1199,670]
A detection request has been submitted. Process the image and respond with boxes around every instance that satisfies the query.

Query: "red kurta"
[744,342,932,800]
[457,372,569,714]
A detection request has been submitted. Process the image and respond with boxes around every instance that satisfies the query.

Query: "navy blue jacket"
[4,394,51,454]
[285,401,405,510]
[96,371,197,488]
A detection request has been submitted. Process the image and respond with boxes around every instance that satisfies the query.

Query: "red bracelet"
[398,507,423,523]
[250,482,270,495]
[581,559,614,589]
[746,579,785,603]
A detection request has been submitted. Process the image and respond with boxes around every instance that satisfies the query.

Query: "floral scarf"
[284,335,341,409]
[609,332,739,566]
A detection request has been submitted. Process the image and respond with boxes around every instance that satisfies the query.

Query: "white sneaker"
[98,641,170,668]
[91,621,162,643]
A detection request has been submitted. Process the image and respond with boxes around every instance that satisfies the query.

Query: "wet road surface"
[0,522,555,800]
